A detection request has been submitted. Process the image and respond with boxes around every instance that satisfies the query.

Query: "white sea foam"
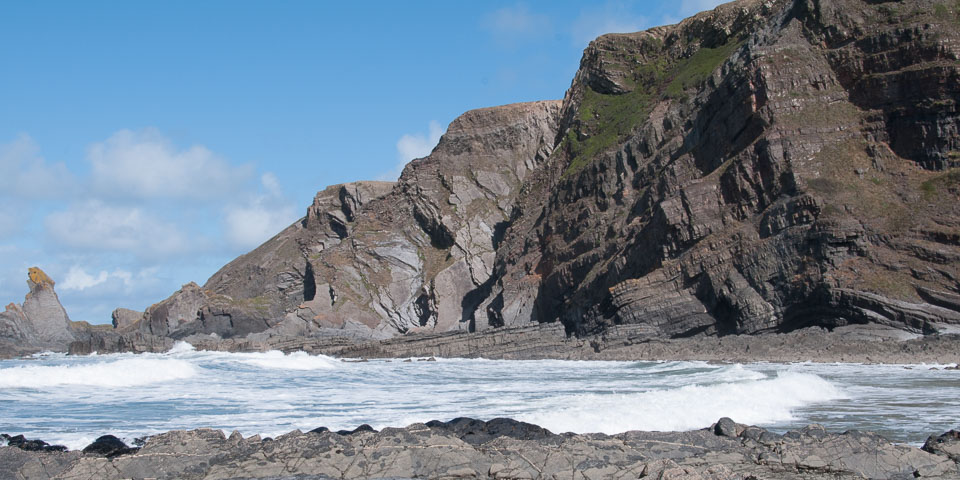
[0,357,197,388]
[166,341,196,354]
[231,350,339,370]
[1,354,955,450]
[521,371,846,434]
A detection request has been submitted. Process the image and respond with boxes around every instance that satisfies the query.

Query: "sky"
[0,0,726,324]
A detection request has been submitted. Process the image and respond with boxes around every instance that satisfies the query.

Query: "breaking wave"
[228,350,340,370]
[0,357,197,388]
[522,371,846,434]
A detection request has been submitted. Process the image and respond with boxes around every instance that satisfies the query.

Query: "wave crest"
[0,358,197,388]
[522,371,845,434]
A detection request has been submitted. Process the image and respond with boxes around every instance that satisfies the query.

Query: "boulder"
[81,435,135,457]
[924,430,960,463]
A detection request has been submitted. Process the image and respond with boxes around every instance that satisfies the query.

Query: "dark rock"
[426,417,554,445]
[923,430,960,463]
[4,434,67,452]
[713,417,739,437]
[82,435,136,457]
[335,424,376,435]
[309,426,329,434]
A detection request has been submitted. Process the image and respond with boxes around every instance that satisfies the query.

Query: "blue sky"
[0,0,725,324]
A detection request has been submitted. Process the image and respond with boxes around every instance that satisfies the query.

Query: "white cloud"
[678,0,727,16]
[382,121,444,180]
[88,128,253,200]
[572,3,649,46]
[44,200,193,259]
[0,134,76,199]
[61,266,110,291]
[482,4,553,46]
[223,173,299,250]
[397,121,444,162]
[61,266,138,292]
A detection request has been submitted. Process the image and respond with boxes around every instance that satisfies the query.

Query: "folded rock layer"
[76,0,960,349]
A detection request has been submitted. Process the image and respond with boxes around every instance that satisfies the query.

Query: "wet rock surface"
[2,419,957,479]
[81,435,137,458]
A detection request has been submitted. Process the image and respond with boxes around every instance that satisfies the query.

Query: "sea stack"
[0,267,76,355]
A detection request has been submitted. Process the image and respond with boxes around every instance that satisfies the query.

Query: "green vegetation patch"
[562,37,743,177]
[935,3,949,18]
[920,168,960,200]
[666,40,744,99]
[563,86,658,176]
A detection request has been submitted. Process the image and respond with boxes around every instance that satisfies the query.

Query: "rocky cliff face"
[287,101,561,338]
[92,0,960,349]
[102,101,561,344]
[474,0,960,338]
[0,268,78,355]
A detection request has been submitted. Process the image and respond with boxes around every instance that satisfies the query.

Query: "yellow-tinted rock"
[28,267,55,288]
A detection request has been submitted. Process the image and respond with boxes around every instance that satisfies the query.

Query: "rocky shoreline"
[69,322,960,365]
[2,417,958,479]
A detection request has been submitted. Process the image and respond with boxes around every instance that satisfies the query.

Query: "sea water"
[0,342,956,450]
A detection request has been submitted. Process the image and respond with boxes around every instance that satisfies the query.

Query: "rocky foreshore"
[65,322,960,365]
[2,418,958,479]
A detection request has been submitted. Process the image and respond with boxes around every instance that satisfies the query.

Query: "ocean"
[0,342,956,450]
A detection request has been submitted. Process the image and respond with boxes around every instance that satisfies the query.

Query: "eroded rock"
[3,419,957,479]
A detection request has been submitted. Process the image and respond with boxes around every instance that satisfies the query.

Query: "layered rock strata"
[74,0,960,350]
[2,418,957,479]
[483,0,960,338]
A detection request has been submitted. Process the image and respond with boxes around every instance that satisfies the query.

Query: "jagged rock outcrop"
[474,0,960,338]
[0,268,77,355]
[110,308,141,331]
[89,0,960,348]
[208,181,396,317]
[182,101,561,341]
[3,419,957,479]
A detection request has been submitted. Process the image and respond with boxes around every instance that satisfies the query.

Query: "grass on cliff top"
[665,40,744,99]
[563,86,657,176]
[563,37,743,177]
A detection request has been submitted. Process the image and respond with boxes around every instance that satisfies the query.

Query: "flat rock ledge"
[166,323,960,365]
[2,418,958,480]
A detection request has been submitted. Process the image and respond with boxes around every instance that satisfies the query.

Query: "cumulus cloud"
[223,173,299,250]
[88,128,253,200]
[0,134,76,199]
[44,200,193,259]
[60,266,137,292]
[397,121,444,162]
[4,128,301,322]
[381,121,444,181]
[482,4,553,46]
[61,266,109,291]
[572,3,649,46]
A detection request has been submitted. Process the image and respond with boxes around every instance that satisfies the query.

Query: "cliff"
[82,0,960,352]
[482,0,960,337]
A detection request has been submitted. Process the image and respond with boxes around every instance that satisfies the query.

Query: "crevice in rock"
[303,263,317,302]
